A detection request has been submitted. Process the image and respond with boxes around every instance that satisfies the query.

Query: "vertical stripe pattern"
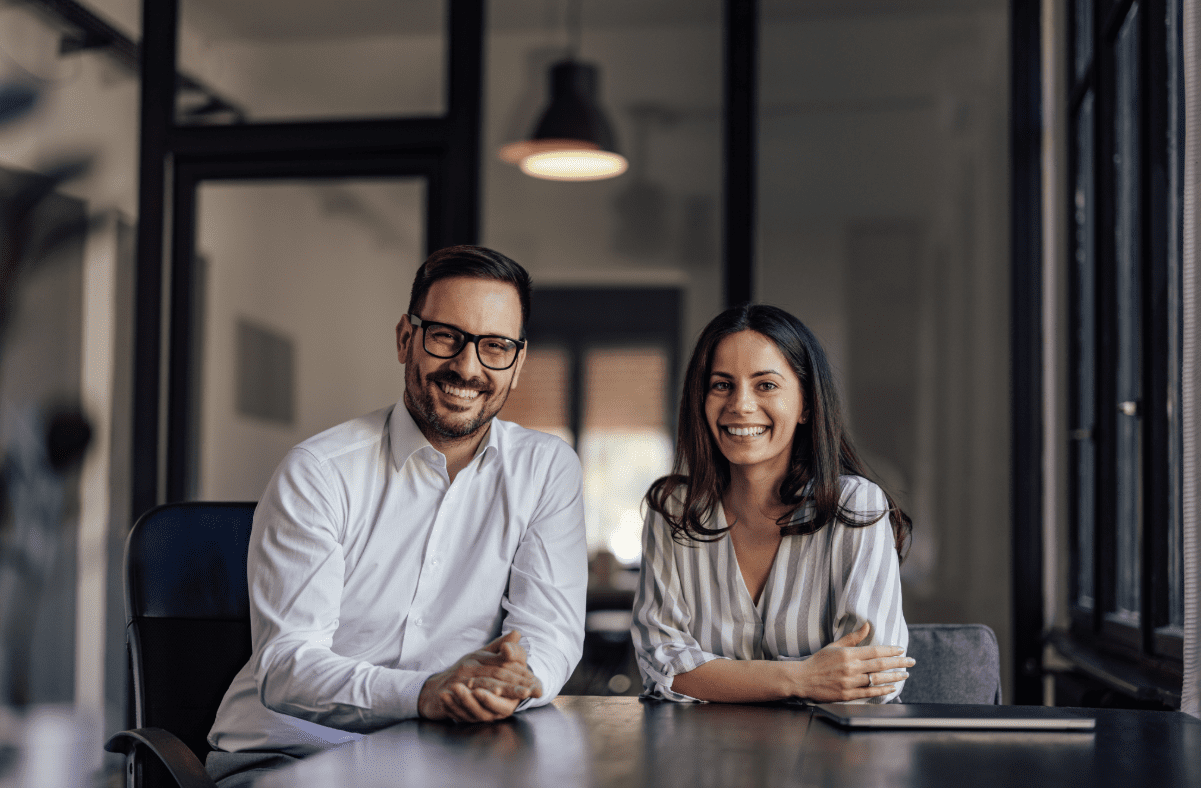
[631,476,908,703]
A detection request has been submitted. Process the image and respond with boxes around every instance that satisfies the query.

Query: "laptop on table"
[810,703,1096,731]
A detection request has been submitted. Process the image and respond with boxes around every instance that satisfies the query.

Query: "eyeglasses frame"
[408,315,527,371]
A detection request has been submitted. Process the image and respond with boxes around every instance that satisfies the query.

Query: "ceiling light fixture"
[498,2,627,182]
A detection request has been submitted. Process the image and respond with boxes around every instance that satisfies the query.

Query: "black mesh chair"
[104,502,257,788]
[897,623,1004,704]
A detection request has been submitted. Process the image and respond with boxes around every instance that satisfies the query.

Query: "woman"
[632,304,914,703]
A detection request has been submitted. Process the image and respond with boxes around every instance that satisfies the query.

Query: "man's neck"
[405,404,490,482]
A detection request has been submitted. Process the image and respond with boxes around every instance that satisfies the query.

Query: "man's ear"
[396,316,414,364]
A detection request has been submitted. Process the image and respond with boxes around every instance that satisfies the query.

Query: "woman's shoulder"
[836,475,888,513]
[646,474,690,514]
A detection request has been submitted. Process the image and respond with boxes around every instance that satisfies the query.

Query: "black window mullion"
[1092,0,1119,637]
[1139,0,1173,656]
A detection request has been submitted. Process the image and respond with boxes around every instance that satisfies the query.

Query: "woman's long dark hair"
[645,304,911,560]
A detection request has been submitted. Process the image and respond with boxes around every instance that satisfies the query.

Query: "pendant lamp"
[499,60,627,182]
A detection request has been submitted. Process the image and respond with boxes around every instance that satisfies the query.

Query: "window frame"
[1063,0,1184,702]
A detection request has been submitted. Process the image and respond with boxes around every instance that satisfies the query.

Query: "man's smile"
[438,381,482,401]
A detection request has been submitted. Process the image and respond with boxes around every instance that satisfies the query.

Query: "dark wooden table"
[260,696,1201,787]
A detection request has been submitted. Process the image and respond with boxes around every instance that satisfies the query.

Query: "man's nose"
[449,340,485,380]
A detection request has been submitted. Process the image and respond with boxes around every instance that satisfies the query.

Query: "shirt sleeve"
[827,478,909,703]
[501,440,588,708]
[250,448,434,732]
[630,506,727,703]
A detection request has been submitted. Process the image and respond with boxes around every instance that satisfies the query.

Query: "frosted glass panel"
[194,179,425,500]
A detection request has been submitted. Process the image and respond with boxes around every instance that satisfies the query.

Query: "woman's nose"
[730,385,755,412]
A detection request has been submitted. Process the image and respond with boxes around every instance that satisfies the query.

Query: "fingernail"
[906,659,916,666]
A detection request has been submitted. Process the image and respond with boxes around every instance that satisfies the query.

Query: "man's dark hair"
[407,245,532,336]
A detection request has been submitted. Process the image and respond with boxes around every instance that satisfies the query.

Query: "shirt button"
[430,558,439,567]
[414,616,423,626]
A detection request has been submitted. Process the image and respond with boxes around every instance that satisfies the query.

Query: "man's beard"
[404,361,509,441]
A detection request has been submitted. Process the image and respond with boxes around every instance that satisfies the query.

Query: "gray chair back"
[898,623,1002,704]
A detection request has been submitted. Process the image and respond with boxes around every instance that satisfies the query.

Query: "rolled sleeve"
[631,509,726,703]
[828,479,908,703]
[501,441,588,706]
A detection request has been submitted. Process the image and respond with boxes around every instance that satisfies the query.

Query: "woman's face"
[704,330,806,479]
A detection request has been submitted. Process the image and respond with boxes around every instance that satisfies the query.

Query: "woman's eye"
[759,381,778,391]
[710,380,730,391]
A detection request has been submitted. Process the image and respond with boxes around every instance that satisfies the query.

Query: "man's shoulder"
[494,418,572,453]
[492,418,579,472]
[294,404,393,465]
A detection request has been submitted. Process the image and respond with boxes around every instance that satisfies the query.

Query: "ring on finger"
[866,673,876,687]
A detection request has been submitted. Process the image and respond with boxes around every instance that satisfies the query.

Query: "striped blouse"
[631,475,907,703]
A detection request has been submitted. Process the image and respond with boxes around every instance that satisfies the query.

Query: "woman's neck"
[725,465,790,533]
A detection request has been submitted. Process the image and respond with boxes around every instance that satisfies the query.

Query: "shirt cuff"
[395,670,436,719]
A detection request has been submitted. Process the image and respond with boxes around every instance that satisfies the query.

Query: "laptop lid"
[810,703,1096,731]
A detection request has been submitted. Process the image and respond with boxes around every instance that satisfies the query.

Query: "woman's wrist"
[777,658,811,700]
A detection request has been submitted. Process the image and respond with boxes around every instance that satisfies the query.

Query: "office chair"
[104,502,257,788]
[897,623,1003,704]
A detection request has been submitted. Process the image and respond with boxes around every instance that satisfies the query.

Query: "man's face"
[396,276,526,444]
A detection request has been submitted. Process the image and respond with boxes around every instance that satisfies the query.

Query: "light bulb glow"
[520,150,628,181]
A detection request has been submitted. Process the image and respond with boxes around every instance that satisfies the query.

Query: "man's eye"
[431,329,458,341]
[483,339,510,352]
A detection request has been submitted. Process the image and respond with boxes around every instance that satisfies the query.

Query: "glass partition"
[193,179,425,499]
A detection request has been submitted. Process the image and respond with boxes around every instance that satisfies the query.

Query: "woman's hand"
[789,622,913,702]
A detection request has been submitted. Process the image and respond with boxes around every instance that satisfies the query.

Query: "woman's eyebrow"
[709,369,783,378]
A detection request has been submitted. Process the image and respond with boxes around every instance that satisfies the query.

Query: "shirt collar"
[389,399,432,471]
[388,398,502,472]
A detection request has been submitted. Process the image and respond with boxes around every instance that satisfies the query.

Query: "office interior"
[0,0,1196,778]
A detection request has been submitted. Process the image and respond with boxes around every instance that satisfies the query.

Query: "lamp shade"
[499,60,628,182]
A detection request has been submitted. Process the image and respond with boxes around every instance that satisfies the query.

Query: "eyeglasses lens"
[424,325,517,369]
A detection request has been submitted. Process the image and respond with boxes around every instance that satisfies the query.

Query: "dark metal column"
[131,0,178,520]
[440,0,485,250]
[723,0,757,307]
[1011,0,1046,706]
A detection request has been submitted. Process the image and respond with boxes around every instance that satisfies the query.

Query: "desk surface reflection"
[259,696,1201,788]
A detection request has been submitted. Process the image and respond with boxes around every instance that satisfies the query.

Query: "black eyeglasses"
[410,316,526,370]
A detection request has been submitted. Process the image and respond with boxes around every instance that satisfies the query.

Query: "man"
[206,246,587,785]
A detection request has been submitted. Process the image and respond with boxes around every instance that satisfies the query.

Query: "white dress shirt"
[208,401,588,755]
[632,475,907,703]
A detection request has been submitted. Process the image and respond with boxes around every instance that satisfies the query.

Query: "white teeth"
[439,383,480,400]
[725,426,766,437]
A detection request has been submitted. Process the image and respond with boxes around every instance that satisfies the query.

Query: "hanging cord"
[564,0,582,60]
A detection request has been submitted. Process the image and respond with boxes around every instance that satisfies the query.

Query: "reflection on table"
[260,696,1201,788]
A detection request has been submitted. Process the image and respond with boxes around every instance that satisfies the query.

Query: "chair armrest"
[104,728,218,788]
